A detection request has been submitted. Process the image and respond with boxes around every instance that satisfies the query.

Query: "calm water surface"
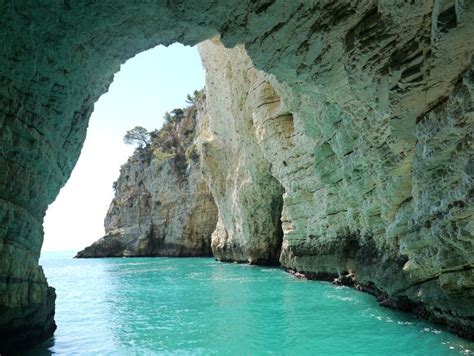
[30,251,473,355]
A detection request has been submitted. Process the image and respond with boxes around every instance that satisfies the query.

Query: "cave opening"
[2,2,474,353]
[42,43,207,255]
[26,36,292,353]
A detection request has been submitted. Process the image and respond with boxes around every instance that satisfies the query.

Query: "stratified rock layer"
[1,1,473,351]
[76,104,217,258]
[198,38,474,338]
[197,39,284,264]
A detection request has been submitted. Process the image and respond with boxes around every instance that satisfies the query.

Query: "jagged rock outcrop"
[198,37,474,339]
[76,102,217,258]
[1,1,474,351]
[197,39,284,265]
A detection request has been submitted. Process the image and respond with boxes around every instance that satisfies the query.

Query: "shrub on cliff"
[185,144,199,163]
[163,108,186,125]
[122,88,205,167]
[153,148,175,162]
[185,89,205,105]
[163,112,173,125]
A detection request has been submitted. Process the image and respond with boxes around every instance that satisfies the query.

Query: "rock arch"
[1,1,473,351]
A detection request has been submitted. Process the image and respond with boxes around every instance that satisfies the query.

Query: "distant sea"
[28,251,473,355]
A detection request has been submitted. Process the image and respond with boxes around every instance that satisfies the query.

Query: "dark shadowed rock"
[75,235,126,258]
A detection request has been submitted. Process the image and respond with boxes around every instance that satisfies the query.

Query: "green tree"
[185,93,195,105]
[123,126,151,148]
[170,108,184,123]
[163,111,173,125]
[185,89,205,105]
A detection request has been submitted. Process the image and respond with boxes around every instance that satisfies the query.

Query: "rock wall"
[198,37,474,338]
[1,1,474,351]
[197,39,284,264]
[76,103,217,258]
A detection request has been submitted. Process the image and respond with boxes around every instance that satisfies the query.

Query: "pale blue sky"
[43,44,205,251]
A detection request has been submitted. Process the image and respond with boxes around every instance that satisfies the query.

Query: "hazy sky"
[42,44,205,252]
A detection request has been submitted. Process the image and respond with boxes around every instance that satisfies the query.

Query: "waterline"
[30,252,473,355]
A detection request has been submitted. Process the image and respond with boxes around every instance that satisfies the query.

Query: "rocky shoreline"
[2,1,473,351]
[75,37,474,341]
[76,96,218,259]
[285,268,474,341]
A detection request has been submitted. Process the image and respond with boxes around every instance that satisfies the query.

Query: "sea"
[28,251,473,355]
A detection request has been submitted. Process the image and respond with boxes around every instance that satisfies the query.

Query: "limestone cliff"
[197,41,284,265]
[76,100,217,258]
[2,1,474,351]
[197,39,474,339]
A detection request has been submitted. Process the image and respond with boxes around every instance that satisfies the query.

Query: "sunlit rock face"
[198,19,473,337]
[197,39,284,264]
[1,0,473,351]
[75,105,217,258]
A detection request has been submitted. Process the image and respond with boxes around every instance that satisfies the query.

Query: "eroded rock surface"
[198,37,474,338]
[197,39,284,265]
[1,1,474,351]
[76,102,217,258]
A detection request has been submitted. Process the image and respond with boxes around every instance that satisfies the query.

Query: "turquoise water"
[30,251,473,355]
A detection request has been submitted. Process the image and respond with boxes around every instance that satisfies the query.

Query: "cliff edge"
[76,96,217,258]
